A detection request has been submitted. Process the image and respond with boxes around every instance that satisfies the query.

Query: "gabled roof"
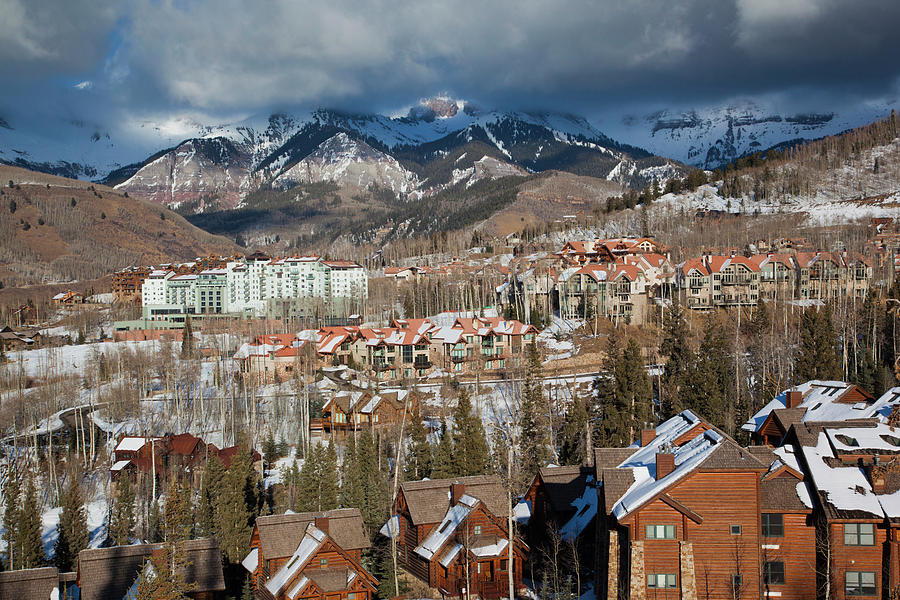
[603,411,766,521]
[743,381,889,434]
[533,465,593,514]
[399,475,507,525]
[254,509,370,561]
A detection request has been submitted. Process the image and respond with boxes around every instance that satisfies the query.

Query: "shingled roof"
[400,475,507,525]
[0,567,58,600]
[255,508,370,560]
[77,539,225,600]
[535,466,593,514]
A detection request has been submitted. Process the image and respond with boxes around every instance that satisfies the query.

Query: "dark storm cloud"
[1,0,898,121]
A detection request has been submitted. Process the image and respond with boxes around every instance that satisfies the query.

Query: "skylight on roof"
[835,434,859,447]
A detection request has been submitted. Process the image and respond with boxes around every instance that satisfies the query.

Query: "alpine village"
[4,5,900,600]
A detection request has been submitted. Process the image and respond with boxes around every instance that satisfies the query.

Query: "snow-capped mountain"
[607,100,894,169]
[272,133,419,194]
[1,95,683,212]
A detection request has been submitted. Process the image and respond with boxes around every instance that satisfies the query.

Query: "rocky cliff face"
[115,138,250,212]
[272,133,419,194]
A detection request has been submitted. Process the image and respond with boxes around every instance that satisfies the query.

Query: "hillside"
[0,164,239,289]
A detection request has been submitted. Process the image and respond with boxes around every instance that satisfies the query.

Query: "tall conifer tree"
[451,390,490,476]
[430,420,455,479]
[3,473,20,570]
[55,476,89,571]
[111,475,136,546]
[19,476,44,568]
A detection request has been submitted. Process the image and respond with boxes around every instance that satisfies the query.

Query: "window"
[320,558,327,567]
[844,523,875,546]
[761,513,784,537]
[647,574,676,589]
[645,525,676,540]
[845,572,876,596]
[474,525,482,535]
[731,575,743,588]
[500,560,508,571]
[764,562,785,585]
[730,525,742,535]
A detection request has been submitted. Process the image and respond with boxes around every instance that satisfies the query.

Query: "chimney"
[451,482,466,505]
[641,429,657,447]
[787,390,802,409]
[656,453,675,480]
[315,515,330,535]
[871,464,886,494]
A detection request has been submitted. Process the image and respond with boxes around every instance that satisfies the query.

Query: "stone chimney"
[656,453,675,480]
[787,390,803,409]
[315,515,330,535]
[451,482,466,505]
[641,429,657,447]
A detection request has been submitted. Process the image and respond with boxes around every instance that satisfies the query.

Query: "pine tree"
[795,306,841,381]
[262,433,278,467]
[404,410,433,480]
[659,302,690,418]
[320,441,339,510]
[18,476,44,568]
[616,338,653,440]
[451,390,490,476]
[135,541,196,600]
[297,444,322,512]
[430,420,455,479]
[55,476,89,571]
[3,473,20,570]
[558,394,589,466]
[111,476,136,546]
[148,499,163,543]
[356,430,388,532]
[218,436,259,563]
[196,455,224,538]
[520,343,550,474]
[164,478,193,543]
[593,334,629,446]
[240,576,255,600]
[340,435,362,509]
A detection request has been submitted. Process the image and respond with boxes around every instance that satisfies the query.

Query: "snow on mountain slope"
[272,133,419,194]
[114,138,251,211]
[651,135,900,225]
[607,100,894,169]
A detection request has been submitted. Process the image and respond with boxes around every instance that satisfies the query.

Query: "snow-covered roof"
[241,547,259,573]
[110,460,132,472]
[470,537,509,557]
[558,475,597,541]
[743,381,894,433]
[414,494,478,560]
[265,524,327,595]
[611,411,726,520]
[114,437,148,452]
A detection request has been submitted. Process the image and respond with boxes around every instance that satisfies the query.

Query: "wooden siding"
[760,512,816,600]
[621,470,764,600]
[827,520,885,600]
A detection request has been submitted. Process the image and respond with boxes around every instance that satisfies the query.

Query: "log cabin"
[76,539,225,600]
[384,476,528,599]
[243,512,377,600]
[244,509,372,598]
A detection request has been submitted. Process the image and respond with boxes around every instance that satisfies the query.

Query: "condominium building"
[140,254,367,321]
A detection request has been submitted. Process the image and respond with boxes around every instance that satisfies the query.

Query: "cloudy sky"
[1,0,899,127]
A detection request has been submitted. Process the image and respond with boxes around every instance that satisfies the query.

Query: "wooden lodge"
[243,509,376,600]
[320,389,419,435]
[386,476,528,599]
